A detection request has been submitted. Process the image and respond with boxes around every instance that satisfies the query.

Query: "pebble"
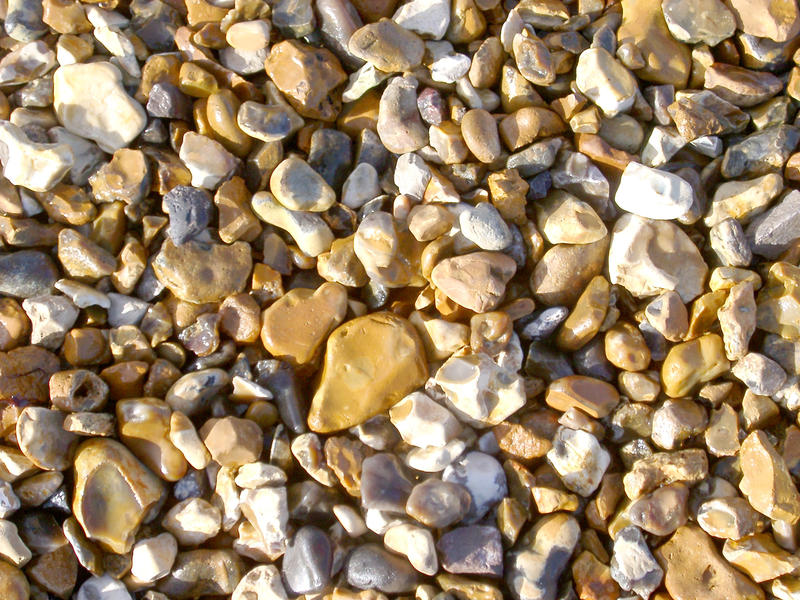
[655,525,764,600]
[0,121,73,193]
[739,430,800,523]
[697,497,765,540]
[610,526,663,599]
[746,189,800,258]
[22,295,78,349]
[623,449,708,499]
[270,156,336,212]
[16,406,77,471]
[0,41,54,86]
[308,312,427,432]
[153,239,252,303]
[53,62,146,153]
[349,19,424,72]
[459,202,512,251]
[706,173,783,228]
[76,575,132,600]
[614,162,694,220]
[282,525,332,595]
[179,131,239,190]
[530,237,608,306]
[661,0,735,46]
[232,565,288,600]
[240,486,288,558]
[345,544,420,594]
[506,513,580,600]
[252,192,334,257]
[721,124,800,179]
[377,76,428,154]
[163,497,222,546]
[237,101,299,143]
[383,523,437,576]
[163,185,212,246]
[131,533,178,583]
[389,391,461,448]
[732,352,787,396]
[157,549,244,599]
[72,438,164,554]
[547,427,610,496]
[431,251,517,313]
[609,214,708,302]
[442,451,506,523]
[727,0,800,42]
[723,533,800,582]
[545,376,620,419]
[393,0,449,39]
[0,251,58,298]
[575,47,637,117]
[536,191,607,245]
[438,525,503,577]
[435,352,525,428]
[651,399,707,450]
[627,482,689,535]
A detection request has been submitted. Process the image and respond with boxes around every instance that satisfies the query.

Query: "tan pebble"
[117,398,187,482]
[661,333,729,398]
[555,276,610,351]
[604,321,650,372]
[200,416,262,467]
[545,375,620,419]
[739,430,800,524]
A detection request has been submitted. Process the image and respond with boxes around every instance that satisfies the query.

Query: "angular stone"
[53,62,146,153]
[610,526,663,599]
[655,525,765,600]
[615,162,693,220]
[308,312,428,433]
[389,392,461,448]
[153,240,251,303]
[746,189,800,259]
[723,533,800,583]
[437,526,503,577]
[545,376,620,418]
[609,214,707,302]
[740,430,800,524]
[432,251,517,313]
[661,0,735,45]
[349,19,424,72]
[721,125,800,179]
[0,121,73,193]
[697,497,765,540]
[547,427,610,496]
[443,451,506,523]
[623,449,708,499]
[157,550,244,599]
[73,439,164,554]
[727,0,800,42]
[384,523,438,576]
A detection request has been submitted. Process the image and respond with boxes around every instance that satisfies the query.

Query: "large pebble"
[282,526,332,595]
[345,544,419,594]
[746,189,800,258]
[609,214,707,302]
[615,162,694,220]
[547,427,610,496]
[53,62,146,153]
[252,192,334,257]
[437,525,503,577]
[610,526,663,599]
[378,76,428,154]
[442,451,506,523]
[0,251,58,299]
[349,19,424,72]
[459,202,512,250]
[432,251,517,313]
[0,121,73,192]
[575,48,637,117]
[661,0,735,45]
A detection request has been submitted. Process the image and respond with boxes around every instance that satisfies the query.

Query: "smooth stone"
[76,575,132,600]
[131,533,178,583]
[72,438,164,554]
[342,162,380,209]
[575,47,637,117]
[655,525,765,600]
[384,523,437,576]
[609,214,707,302]
[610,526,663,599]
[237,101,298,143]
[345,544,420,594]
[117,398,187,482]
[432,251,517,313]
[349,19,424,72]
[617,0,691,87]
[0,121,73,192]
[163,185,212,245]
[282,526,332,595]
[53,62,146,153]
[269,156,335,212]
[0,251,58,298]
[307,312,428,433]
[530,237,609,307]
[406,479,471,528]
[377,76,428,154]
[626,482,689,535]
[0,41,54,86]
[506,513,580,600]
[442,451,506,523]
[697,497,765,540]
[22,295,78,349]
[162,497,222,546]
[153,239,252,303]
[705,63,783,108]
[16,407,77,471]
[535,191,607,245]
[251,192,334,257]
[661,0,735,45]
[545,376,620,418]
[615,162,693,220]
[389,391,461,448]
[166,368,229,417]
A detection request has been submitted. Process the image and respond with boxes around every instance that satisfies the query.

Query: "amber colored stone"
[214,176,261,244]
[261,283,349,368]
[99,361,149,399]
[338,91,381,137]
[117,398,188,482]
[308,312,428,433]
[604,321,651,372]
[0,346,59,405]
[62,328,111,367]
[756,262,800,340]
[493,422,551,461]
[0,560,29,600]
[545,376,620,419]
[555,276,610,351]
[73,438,164,554]
[499,107,567,151]
[25,544,77,599]
[740,430,800,524]
[265,40,347,122]
[571,550,620,600]
[686,290,727,340]
[661,333,730,397]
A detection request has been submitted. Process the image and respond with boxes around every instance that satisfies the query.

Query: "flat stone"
[615,162,693,220]
[727,0,800,42]
[668,90,748,141]
[307,312,428,433]
[706,173,783,228]
[72,438,164,554]
[345,544,420,594]
[661,0,735,45]
[237,101,300,143]
[406,479,471,528]
[623,449,708,499]
[0,251,58,299]
[16,407,77,471]
[723,533,800,583]
[432,251,517,313]
[0,41,54,86]
[153,239,252,303]
[655,525,765,600]
[163,185,212,245]
[721,125,800,179]
[157,550,244,599]
[53,62,146,153]
[282,526,332,595]
[732,352,787,396]
[545,376,620,418]
[393,0,450,39]
[609,214,707,302]
[697,497,765,540]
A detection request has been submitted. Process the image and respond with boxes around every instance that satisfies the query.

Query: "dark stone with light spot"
[162,185,213,245]
[345,544,420,594]
[282,526,332,595]
[5,0,46,41]
[437,526,504,577]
